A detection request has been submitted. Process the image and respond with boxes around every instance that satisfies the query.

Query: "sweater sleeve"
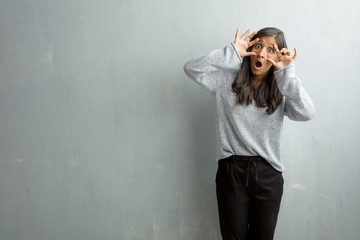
[183,43,242,95]
[274,64,316,121]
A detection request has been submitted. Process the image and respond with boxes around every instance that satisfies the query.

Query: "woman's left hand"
[267,46,298,71]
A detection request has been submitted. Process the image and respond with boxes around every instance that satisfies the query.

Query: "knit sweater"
[183,43,315,172]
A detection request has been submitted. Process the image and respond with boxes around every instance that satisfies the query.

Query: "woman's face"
[250,36,279,80]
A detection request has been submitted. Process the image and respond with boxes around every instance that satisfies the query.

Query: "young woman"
[183,27,315,240]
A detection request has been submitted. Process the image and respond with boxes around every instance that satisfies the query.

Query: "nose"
[259,48,267,58]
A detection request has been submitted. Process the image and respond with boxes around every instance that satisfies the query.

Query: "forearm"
[183,43,241,81]
[275,65,316,121]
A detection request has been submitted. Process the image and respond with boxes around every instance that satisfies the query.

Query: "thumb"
[267,58,282,71]
[267,58,275,65]
[243,51,256,57]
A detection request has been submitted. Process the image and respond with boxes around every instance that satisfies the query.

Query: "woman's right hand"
[233,28,259,58]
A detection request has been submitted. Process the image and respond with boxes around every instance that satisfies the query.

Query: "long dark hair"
[232,27,287,114]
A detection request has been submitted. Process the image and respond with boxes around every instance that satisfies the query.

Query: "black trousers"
[216,155,284,240]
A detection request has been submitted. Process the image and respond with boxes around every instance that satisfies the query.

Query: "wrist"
[274,64,295,73]
[230,42,242,61]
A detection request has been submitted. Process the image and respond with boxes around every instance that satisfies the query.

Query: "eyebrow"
[257,40,275,47]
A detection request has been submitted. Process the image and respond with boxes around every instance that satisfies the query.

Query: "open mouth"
[255,61,262,69]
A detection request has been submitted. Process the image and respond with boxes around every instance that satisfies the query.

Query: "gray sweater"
[183,43,315,172]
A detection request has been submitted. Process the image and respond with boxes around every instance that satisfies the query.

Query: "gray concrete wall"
[0,0,359,239]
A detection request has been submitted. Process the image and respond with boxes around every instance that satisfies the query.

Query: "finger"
[245,31,257,41]
[293,48,298,60]
[267,58,277,66]
[267,58,281,70]
[273,44,282,58]
[280,49,287,55]
[235,27,240,39]
[248,38,259,47]
[240,29,251,39]
[284,48,292,56]
[243,51,257,57]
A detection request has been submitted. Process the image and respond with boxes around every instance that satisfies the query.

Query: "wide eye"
[268,48,273,53]
[255,44,261,49]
